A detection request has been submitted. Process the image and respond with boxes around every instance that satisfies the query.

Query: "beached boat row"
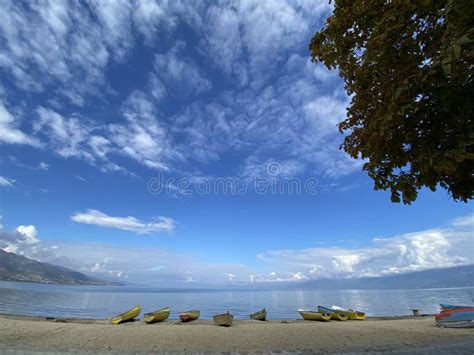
[298,305,366,321]
[435,304,474,328]
[111,306,261,326]
[111,305,365,326]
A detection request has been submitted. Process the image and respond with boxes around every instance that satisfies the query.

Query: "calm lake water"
[0,281,473,320]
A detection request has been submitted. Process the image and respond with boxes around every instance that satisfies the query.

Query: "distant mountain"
[300,265,474,290]
[0,249,122,286]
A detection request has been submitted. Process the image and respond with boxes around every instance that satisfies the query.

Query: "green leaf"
[452,45,461,59]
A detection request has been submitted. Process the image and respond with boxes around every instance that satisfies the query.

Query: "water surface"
[0,281,472,320]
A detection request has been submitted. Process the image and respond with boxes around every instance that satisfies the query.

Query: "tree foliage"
[310,0,474,203]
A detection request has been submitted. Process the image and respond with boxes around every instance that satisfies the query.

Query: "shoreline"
[0,312,436,323]
[1,314,473,353]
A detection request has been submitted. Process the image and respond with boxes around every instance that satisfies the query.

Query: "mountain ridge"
[0,249,122,286]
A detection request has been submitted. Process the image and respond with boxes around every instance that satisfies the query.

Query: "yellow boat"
[213,311,233,326]
[318,306,348,321]
[330,312,349,321]
[298,309,331,321]
[332,305,366,320]
[111,305,141,324]
[348,311,366,320]
[144,307,171,324]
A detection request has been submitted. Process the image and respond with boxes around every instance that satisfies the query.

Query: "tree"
[310,0,473,203]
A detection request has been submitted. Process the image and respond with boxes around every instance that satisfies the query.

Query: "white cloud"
[1,223,251,286]
[34,100,175,174]
[0,1,360,181]
[154,42,212,96]
[109,91,179,171]
[0,225,40,254]
[0,1,136,105]
[75,175,86,183]
[257,213,474,281]
[2,214,472,286]
[0,101,40,146]
[71,209,175,234]
[34,106,95,162]
[0,176,15,187]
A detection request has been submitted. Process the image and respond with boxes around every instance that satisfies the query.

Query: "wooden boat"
[111,305,141,324]
[250,308,267,321]
[298,309,331,321]
[318,306,348,321]
[179,310,200,322]
[332,305,366,320]
[437,320,474,328]
[144,307,171,324]
[435,309,474,323]
[440,304,474,311]
[213,311,233,326]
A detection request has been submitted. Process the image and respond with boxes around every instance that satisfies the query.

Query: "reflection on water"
[0,281,472,320]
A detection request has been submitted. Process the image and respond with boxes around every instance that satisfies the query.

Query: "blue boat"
[440,303,474,310]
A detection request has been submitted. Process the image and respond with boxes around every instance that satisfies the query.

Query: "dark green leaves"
[310,0,474,204]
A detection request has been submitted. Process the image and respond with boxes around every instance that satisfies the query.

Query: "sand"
[0,315,473,354]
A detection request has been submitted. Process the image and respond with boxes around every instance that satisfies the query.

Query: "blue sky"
[0,1,472,286]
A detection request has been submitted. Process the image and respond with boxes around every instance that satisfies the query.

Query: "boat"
[332,305,366,320]
[440,304,474,311]
[437,320,474,328]
[179,310,200,322]
[250,308,267,321]
[144,307,171,324]
[213,311,233,326]
[298,309,331,321]
[111,305,141,324]
[435,308,474,323]
[318,306,348,321]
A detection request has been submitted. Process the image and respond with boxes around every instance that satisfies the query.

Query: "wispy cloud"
[0,1,134,105]
[154,42,212,96]
[0,101,41,147]
[75,175,86,183]
[9,156,49,171]
[0,1,360,182]
[71,209,176,234]
[0,176,15,187]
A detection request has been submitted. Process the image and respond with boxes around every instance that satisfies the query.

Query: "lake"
[0,281,472,320]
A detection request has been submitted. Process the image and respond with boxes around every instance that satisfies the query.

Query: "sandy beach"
[0,315,473,354]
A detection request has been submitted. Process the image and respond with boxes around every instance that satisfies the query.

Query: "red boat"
[435,307,474,327]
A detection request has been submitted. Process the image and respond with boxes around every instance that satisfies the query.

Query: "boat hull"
[332,305,366,320]
[298,310,331,321]
[318,306,348,321]
[348,311,366,320]
[213,312,233,326]
[435,309,474,323]
[111,305,141,324]
[179,310,200,322]
[437,320,474,328]
[250,308,267,321]
[144,307,171,324]
[330,312,349,321]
